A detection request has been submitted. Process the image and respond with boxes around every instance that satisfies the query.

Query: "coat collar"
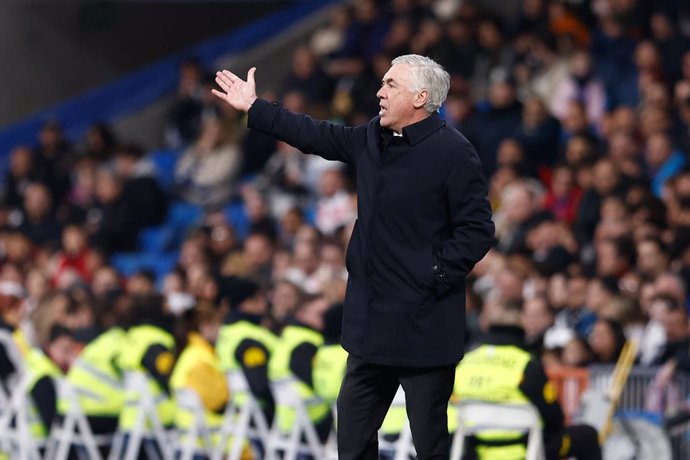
[379,112,445,146]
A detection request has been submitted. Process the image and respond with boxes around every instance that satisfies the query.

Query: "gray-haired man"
[213,54,494,460]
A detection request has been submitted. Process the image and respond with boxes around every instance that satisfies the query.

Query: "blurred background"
[1,0,690,458]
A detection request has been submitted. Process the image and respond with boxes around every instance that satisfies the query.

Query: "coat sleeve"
[247,98,364,165]
[433,140,495,297]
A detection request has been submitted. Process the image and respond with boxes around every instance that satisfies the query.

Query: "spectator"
[114,144,168,228]
[175,117,241,211]
[471,18,514,101]
[314,169,355,237]
[562,336,596,367]
[4,146,38,209]
[32,120,72,203]
[645,132,687,198]
[513,96,562,173]
[589,318,626,363]
[551,50,607,130]
[88,168,137,254]
[167,57,211,148]
[16,183,62,249]
[466,70,523,177]
[654,301,690,370]
[543,164,583,225]
[282,47,334,108]
[522,296,554,354]
[51,225,95,286]
[81,122,117,163]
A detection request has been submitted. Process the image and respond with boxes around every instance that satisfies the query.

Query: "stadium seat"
[222,202,250,241]
[137,201,203,253]
[213,371,270,460]
[148,149,181,194]
[264,377,325,460]
[110,251,180,285]
[47,378,112,460]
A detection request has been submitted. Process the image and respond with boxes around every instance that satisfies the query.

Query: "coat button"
[433,265,439,272]
[439,273,446,280]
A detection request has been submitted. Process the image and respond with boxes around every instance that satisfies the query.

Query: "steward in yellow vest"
[454,298,600,460]
[216,277,277,425]
[170,303,229,453]
[268,298,333,444]
[29,326,83,441]
[118,294,177,433]
[57,326,125,436]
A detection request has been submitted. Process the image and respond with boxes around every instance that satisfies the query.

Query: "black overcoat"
[248,99,495,366]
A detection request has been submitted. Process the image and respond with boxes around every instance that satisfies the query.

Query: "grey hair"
[391,54,450,113]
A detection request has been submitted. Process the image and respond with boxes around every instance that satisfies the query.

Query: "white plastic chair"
[108,372,175,460]
[175,388,215,460]
[45,377,115,460]
[0,370,44,460]
[450,401,544,460]
[213,371,270,460]
[264,377,325,460]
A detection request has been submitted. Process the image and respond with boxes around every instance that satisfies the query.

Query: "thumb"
[247,67,257,84]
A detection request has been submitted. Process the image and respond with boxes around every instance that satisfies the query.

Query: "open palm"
[212,67,258,112]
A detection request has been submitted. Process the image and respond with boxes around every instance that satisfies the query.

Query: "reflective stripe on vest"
[454,344,535,460]
[58,328,126,417]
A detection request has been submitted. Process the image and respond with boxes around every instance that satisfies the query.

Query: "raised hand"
[212,67,258,112]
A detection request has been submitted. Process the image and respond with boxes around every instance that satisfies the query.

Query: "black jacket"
[248,99,494,366]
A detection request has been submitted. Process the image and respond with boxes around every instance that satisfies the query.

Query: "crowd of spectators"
[2,0,690,425]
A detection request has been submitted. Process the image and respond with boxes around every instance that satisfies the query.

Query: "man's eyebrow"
[382,77,396,85]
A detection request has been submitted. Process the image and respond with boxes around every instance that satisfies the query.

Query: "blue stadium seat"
[148,149,180,193]
[223,202,249,240]
[111,251,180,285]
[137,201,203,253]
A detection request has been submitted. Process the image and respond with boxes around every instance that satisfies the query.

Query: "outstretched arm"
[213,68,364,164]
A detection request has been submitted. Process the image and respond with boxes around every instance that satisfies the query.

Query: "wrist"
[246,96,258,112]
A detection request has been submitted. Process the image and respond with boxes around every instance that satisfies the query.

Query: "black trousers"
[337,355,456,460]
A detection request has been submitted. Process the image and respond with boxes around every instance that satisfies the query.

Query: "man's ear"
[413,90,429,109]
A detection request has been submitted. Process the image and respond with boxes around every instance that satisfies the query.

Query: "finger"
[215,74,232,93]
[215,72,235,90]
[222,69,241,82]
[247,67,256,84]
[211,88,227,100]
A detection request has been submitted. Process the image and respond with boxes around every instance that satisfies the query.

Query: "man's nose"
[376,88,385,99]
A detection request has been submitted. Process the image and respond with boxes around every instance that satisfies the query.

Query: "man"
[455,298,601,460]
[213,54,494,459]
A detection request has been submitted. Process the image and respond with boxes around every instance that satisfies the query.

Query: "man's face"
[377,63,418,133]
